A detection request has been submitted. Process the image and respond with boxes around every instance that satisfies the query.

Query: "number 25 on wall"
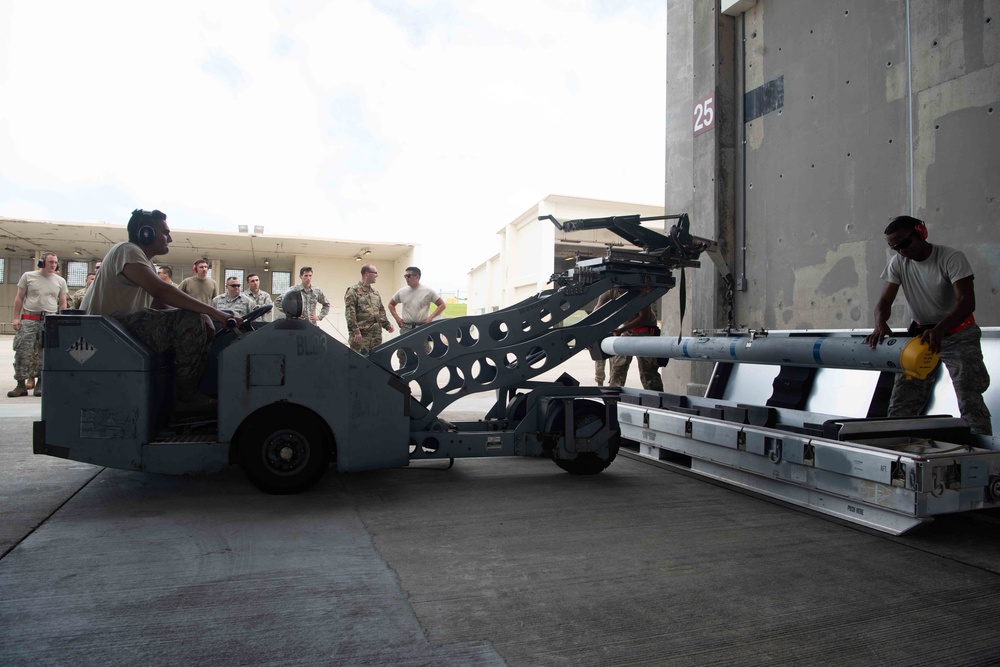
[693,94,715,136]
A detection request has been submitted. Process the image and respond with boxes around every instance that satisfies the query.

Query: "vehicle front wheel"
[548,399,620,475]
[239,408,330,494]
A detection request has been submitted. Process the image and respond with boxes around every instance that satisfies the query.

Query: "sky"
[0,0,667,291]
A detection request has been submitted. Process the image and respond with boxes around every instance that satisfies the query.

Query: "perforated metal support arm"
[365,212,713,431]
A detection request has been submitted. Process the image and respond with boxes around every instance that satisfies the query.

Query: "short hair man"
[278,266,331,324]
[865,215,992,435]
[83,209,241,409]
[178,258,217,305]
[388,266,445,365]
[211,276,255,318]
[71,272,96,310]
[345,263,394,353]
[244,273,272,322]
[8,252,68,397]
[157,265,177,286]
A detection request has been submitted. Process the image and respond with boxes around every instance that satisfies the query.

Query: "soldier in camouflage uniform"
[244,273,273,322]
[866,215,992,435]
[9,253,68,397]
[70,272,95,309]
[278,266,330,324]
[211,277,256,318]
[157,265,179,287]
[345,263,395,353]
[608,291,664,391]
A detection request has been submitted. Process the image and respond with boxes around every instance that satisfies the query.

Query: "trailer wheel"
[549,399,620,475]
[239,408,330,494]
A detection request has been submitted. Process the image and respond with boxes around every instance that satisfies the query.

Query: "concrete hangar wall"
[664,0,999,392]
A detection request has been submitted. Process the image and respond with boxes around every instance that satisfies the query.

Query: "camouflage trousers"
[118,309,210,389]
[888,323,992,435]
[609,335,663,391]
[595,358,607,386]
[350,325,383,354]
[12,318,44,381]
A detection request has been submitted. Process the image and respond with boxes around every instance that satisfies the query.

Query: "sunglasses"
[404,274,416,279]
[889,232,915,251]
[228,283,241,287]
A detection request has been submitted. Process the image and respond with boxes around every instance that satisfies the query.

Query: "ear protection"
[131,209,157,246]
[38,253,56,269]
[914,221,928,240]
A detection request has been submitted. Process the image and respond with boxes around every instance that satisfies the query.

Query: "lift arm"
[365,212,714,430]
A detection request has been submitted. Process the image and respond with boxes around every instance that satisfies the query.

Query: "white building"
[468,195,664,315]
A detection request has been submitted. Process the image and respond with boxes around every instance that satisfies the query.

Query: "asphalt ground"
[2,337,1000,665]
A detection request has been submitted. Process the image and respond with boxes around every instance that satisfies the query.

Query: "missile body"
[600,335,939,380]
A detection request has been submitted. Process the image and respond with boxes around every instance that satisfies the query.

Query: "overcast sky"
[0,0,666,290]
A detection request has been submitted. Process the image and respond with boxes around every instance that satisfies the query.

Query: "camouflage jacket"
[345,282,390,334]
[279,285,330,322]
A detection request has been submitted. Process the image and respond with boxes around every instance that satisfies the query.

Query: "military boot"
[7,381,27,398]
[33,377,41,397]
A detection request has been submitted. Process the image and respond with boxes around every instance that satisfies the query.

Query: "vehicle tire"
[549,399,620,475]
[239,407,330,494]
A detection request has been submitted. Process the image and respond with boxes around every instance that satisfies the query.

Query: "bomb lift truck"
[31,212,1000,533]
[33,213,712,493]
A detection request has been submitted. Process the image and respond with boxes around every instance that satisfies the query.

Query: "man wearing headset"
[865,215,992,435]
[178,257,217,304]
[83,209,241,409]
[8,252,68,397]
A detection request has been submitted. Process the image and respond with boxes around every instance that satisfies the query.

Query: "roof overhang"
[0,217,415,268]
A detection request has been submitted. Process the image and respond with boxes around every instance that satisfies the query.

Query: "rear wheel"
[548,399,620,475]
[239,407,330,494]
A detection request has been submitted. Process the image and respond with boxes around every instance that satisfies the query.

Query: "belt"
[910,314,975,337]
[20,314,42,321]
[949,314,976,335]
[625,326,658,336]
[401,322,422,330]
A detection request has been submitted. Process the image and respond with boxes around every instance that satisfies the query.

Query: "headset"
[914,220,928,240]
[37,252,59,271]
[127,208,160,247]
[131,209,157,246]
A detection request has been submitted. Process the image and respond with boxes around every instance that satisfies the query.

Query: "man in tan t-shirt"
[9,253,68,397]
[83,210,240,409]
[178,258,217,304]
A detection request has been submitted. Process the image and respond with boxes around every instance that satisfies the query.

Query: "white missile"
[600,334,939,380]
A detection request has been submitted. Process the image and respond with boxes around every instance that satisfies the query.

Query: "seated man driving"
[82,208,242,409]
